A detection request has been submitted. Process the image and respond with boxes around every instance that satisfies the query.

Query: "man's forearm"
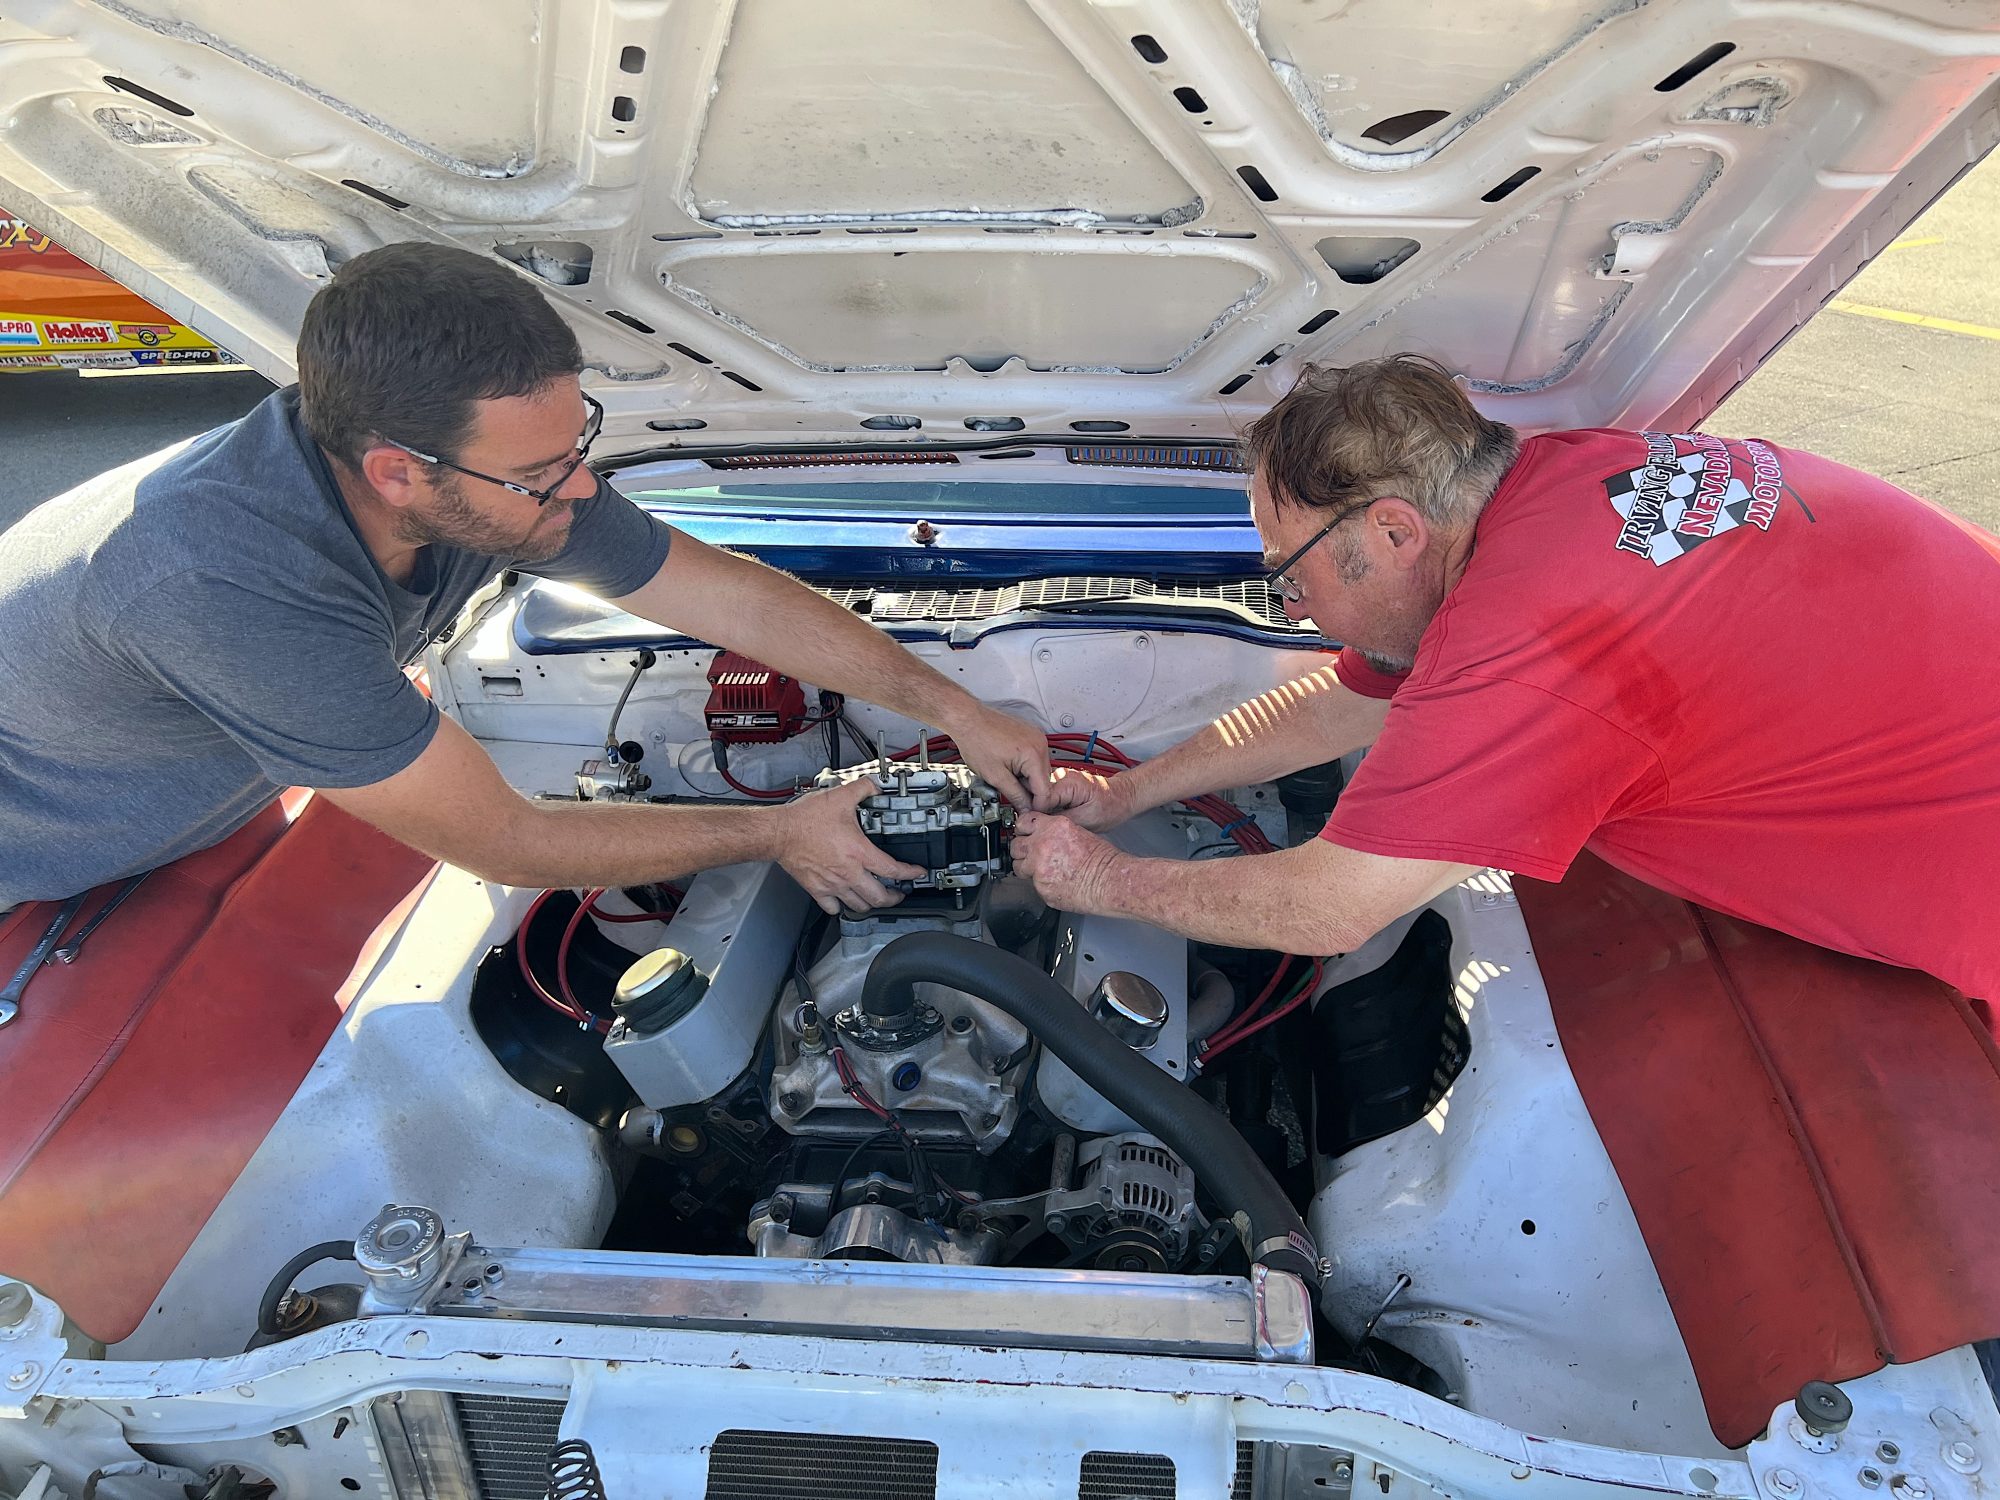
[1093,844,1372,954]
[1115,665,1390,817]
[729,559,976,725]
[629,545,982,733]
[325,713,915,913]
[1078,839,1471,956]
[474,799,784,890]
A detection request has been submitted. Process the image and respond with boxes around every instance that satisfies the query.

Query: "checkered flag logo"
[1604,448,1756,567]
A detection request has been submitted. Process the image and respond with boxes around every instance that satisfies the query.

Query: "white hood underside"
[0,0,1995,453]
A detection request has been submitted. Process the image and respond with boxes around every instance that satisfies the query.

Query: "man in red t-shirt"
[1011,354,2000,999]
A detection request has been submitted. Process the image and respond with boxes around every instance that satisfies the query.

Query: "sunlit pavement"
[1712,150,2000,534]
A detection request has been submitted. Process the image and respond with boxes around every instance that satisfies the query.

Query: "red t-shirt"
[1324,428,2000,999]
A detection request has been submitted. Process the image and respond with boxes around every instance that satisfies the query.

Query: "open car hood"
[0,0,1995,454]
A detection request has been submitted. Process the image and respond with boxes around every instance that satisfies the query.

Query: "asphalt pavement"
[1709,148,2000,534]
[3,368,272,532]
[3,150,1996,536]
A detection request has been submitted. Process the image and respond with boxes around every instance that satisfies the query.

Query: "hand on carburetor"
[775,776,927,915]
[946,704,1054,811]
[1038,764,1136,831]
[1009,810,1127,915]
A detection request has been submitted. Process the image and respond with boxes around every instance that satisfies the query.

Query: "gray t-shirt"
[0,387,671,905]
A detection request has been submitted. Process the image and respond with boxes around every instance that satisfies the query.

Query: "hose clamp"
[1253,1231,1325,1286]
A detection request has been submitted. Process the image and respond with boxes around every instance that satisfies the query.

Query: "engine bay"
[473,727,1355,1291]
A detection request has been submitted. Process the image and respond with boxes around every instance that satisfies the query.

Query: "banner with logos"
[0,212,226,372]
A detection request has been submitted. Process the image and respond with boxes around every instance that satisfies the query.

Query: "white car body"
[1,1,1997,1496]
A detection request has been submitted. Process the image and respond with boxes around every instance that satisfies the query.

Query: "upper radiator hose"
[860,931,1324,1291]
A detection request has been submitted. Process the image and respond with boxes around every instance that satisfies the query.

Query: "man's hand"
[1040,765,1137,831]
[948,704,1053,811]
[772,777,927,915]
[1010,811,1128,914]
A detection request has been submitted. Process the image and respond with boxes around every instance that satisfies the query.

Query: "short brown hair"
[1243,353,1518,528]
[298,242,583,469]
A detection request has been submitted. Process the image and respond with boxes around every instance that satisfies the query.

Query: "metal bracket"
[0,1281,69,1420]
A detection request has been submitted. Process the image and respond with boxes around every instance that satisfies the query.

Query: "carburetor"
[814,743,1012,894]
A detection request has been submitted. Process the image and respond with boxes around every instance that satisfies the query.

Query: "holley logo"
[0,317,36,346]
[41,319,114,345]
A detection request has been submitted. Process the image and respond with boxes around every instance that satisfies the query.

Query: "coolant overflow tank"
[602,862,811,1109]
[614,947,708,1036]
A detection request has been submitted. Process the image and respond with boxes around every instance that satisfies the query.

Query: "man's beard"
[1353,645,1417,675]
[1330,534,1427,673]
[394,474,572,563]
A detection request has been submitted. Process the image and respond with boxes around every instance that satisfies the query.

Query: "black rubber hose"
[256,1239,357,1337]
[860,931,1324,1290]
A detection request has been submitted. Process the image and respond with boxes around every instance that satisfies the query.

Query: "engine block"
[769,910,1032,1152]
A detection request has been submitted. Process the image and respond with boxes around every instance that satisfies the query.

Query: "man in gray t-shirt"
[0,243,1051,915]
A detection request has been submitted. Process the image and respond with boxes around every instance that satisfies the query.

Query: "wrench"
[51,872,150,964]
[0,893,87,1029]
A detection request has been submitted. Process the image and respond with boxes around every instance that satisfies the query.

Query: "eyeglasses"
[1263,502,1368,603]
[384,392,605,507]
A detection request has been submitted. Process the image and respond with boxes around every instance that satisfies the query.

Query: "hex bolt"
[1891,1476,1929,1500]
[1945,1442,1979,1473]
[778,1091,805,1115]
[1767,1469,1802,1498]
[769,1194,795,1223]
[1331,1459,1354,1483]
[4,1362,40,1391]
[1036,649,1052,663]
[1046,1213,1069,1236]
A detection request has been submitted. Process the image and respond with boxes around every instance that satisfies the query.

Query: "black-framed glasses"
[384,392,605,507]
[1264,502,1367,603]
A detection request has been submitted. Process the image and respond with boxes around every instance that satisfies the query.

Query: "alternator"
[1042,1133,1205,1272]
